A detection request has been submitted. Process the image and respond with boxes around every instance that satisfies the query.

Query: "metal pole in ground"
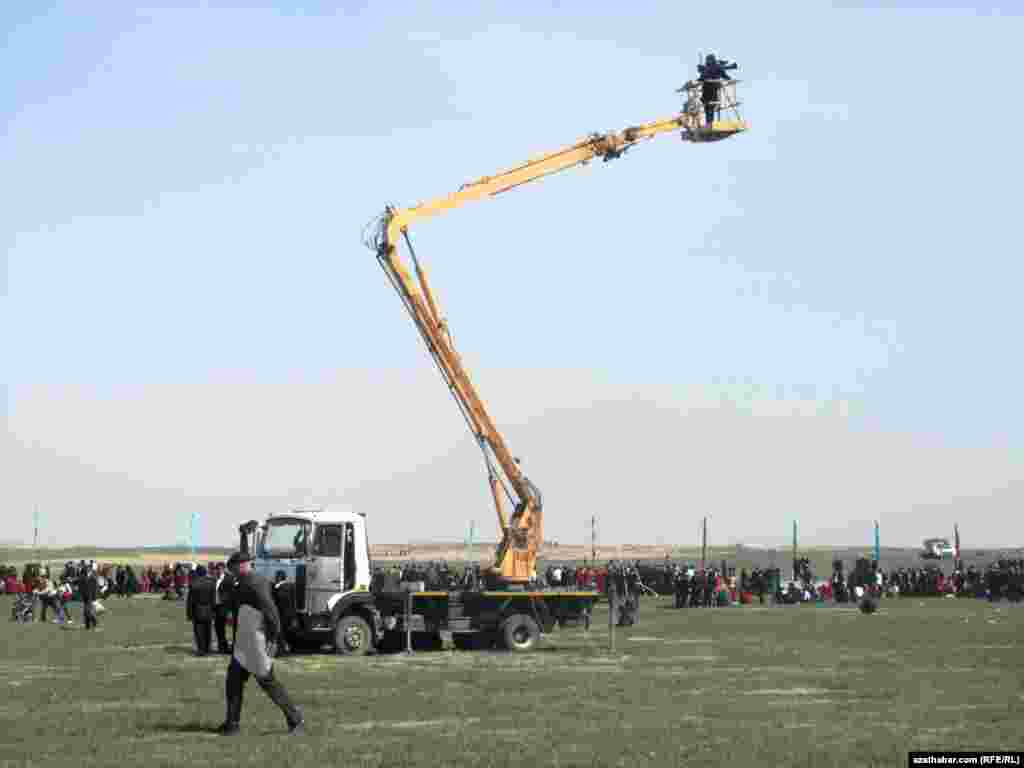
[701,516,707,572]
[405,590,413,655]
[608,584,615,652]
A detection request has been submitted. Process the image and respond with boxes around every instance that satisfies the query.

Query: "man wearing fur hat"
[217,551,304,736]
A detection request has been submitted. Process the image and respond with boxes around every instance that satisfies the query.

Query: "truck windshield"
[261,519,311,558]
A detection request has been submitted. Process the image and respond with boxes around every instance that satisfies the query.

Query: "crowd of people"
[4,560,109,628]
[361,555,1024,606]
[2,558,238,628]
[760,558,1024,605]
[370,560,621,593]
[883,559,1024,600]
[543,563,602,591]
[8,554,1023,632]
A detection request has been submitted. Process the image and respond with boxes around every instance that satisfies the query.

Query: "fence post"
[608,588,615,652]
[405,590,413,655]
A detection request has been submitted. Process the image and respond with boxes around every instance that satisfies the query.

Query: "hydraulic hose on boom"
[366,98,747,587]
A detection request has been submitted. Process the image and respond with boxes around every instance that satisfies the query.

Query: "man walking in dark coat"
[187,565,215,656]
[217,552,304,736]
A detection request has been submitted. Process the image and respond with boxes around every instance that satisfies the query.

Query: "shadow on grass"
[148,721,218,735]
[149,720,297,738]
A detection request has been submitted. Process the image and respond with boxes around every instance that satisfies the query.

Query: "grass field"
[1,593,1021,767]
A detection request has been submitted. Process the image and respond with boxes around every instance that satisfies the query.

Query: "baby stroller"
[11,593,35,623]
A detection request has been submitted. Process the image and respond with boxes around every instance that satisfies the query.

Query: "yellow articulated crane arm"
[366,101,746,587]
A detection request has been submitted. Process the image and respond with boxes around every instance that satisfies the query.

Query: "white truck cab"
[238,506,376,651]
[236,505,599,656]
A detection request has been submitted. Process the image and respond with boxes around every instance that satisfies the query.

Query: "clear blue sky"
[4,1,1022,549]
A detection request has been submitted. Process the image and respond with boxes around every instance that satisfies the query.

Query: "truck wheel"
[500,614,540,652]
[334,615,372,656]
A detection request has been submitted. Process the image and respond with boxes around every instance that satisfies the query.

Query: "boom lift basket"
[679,79,747,143]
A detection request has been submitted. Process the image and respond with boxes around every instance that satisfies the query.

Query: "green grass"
[1,594,1021,767]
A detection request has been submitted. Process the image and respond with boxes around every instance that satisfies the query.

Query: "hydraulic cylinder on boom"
[366,94,747,587]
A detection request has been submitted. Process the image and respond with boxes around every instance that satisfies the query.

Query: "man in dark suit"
[187,565,215,655]
[212,562,232,654]
[217,552,303,736]
[80,565,100,630]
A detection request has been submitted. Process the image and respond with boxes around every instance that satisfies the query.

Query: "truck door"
[308,523,343,616]
[343,523,356,591]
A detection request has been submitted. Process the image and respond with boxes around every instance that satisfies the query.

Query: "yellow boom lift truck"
[238,82,747,655]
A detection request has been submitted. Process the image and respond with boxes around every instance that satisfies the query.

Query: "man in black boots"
[217,552,304,736]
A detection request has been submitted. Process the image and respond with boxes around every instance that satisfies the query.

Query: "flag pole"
[701,516,707,571]
[792,519,798,580]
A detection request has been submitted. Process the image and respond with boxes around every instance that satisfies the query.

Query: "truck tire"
[500,614,540,652]
[334,615,372,656]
